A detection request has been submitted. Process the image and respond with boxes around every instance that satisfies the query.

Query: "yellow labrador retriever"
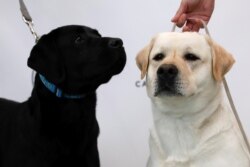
[136,32,250,167]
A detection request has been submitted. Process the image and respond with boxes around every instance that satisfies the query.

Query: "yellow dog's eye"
[184,53,200,61]
[153,53,165,61]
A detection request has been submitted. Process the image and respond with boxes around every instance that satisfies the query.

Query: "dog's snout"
[157,64,178,80]
[108,38,123,48]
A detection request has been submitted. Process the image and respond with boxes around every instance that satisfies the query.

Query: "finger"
[182,25,191,32]
[182,20,193,32]
[187,18,204,28]
[176,14,187,28]
[191,23,201,32]
[183,24,200,32]
[183,19,202,32]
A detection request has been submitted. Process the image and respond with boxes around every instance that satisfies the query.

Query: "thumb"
[171,1,187,22]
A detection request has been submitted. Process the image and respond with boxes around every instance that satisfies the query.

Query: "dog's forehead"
[154,32,208,49]
[53,25,101,38]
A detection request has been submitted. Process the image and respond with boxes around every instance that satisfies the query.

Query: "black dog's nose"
[108,38,123,48]
[157,64,179,80]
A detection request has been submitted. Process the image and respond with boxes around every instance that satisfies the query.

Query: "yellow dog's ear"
[136,38,155,79]
[207,37,235,81]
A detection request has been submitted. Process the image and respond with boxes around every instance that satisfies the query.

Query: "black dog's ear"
[28,32,65,85]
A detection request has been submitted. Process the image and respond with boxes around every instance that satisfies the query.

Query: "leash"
[172,20,250,154]
[19,0,39,85]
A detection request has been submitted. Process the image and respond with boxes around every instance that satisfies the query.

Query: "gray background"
[0,0,249,166]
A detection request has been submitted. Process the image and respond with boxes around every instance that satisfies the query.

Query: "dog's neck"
[150,84,233,161]
[38,74,86,99]
[32,74,96,107]
[30,75,98,139]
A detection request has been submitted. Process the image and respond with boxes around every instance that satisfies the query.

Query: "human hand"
[171,0,215,32]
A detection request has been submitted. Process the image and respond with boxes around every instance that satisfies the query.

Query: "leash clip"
[19,0,39,85]
[19,0,39,42]
[22,17,39,42]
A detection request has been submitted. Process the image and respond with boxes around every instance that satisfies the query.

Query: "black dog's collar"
[39,74,85,99]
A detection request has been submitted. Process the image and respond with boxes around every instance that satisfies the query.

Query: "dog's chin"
[153,85,197,98]
[110,50,126,75]
[154,88,183,97]
[86,53,126,89]
[98,52,126,81]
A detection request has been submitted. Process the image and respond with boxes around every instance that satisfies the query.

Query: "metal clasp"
[22,16,39,42]
[19,0,39,42]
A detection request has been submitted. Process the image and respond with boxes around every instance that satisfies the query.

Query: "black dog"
[0,25,126,167]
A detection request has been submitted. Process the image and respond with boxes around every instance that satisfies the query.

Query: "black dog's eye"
[184,53,200,61]
[75,36,85,44]
[153,53,165,61]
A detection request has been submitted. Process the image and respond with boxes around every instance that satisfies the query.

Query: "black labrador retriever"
[0,25,126,167]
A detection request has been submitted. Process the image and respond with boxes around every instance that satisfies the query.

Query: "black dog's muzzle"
[108,38,123,48]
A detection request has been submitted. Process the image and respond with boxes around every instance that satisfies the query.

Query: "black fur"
[0,25,126,167]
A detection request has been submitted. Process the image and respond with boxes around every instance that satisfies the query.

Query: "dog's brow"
[173,50,177,58]
[156,46,168,56]
[185,46,193,52]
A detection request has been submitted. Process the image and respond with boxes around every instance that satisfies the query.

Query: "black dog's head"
[28,25,126,94]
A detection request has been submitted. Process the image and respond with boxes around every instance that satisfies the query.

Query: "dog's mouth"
[154,86,183,97]
[87,48,126,84]
[154,78,183,97]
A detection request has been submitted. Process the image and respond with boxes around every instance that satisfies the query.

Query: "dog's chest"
[149,118,201,166]
[154,118,198,153]
[149,111,250,167]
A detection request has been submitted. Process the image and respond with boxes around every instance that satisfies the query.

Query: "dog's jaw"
[147,72,221,117]
[151,84,221,118]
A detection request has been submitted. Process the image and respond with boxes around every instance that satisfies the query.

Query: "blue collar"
[39,74,85,99]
